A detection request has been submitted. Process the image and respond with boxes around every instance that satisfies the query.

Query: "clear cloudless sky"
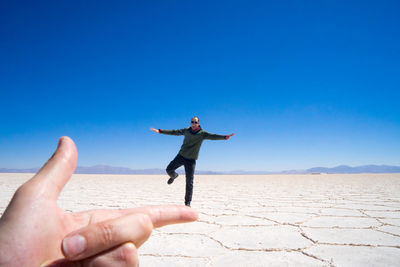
[1,0,399,172]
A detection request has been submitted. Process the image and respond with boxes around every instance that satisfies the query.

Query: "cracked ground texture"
[1,173,400,266]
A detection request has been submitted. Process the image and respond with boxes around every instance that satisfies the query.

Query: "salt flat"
[1,173,400,266]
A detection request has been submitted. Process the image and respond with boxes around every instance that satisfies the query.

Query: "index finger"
[84,205,198,228]
[134,205,198,227]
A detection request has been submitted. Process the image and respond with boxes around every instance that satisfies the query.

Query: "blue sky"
[1,0,399,172]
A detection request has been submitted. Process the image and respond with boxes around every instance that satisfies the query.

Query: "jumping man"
[150,116,234,207]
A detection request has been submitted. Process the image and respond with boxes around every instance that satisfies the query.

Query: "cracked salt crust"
[1,173,400,266]
[304,245,400,267]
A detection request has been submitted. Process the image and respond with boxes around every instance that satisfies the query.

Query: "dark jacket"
[160,127,226,160]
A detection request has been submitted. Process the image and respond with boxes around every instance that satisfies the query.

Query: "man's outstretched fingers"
[62,213,153,261]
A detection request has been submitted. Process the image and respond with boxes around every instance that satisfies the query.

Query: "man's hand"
[225,133,235,140]
[0,137,197,266]
[150,128,160,133]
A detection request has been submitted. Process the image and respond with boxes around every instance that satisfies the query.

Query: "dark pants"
[166,154,196,205]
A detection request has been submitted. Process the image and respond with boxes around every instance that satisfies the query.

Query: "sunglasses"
[191,121,199,124]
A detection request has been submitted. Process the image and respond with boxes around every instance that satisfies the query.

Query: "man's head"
[190,116,200,130]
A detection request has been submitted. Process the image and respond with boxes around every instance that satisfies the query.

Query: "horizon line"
[1,164,400,175]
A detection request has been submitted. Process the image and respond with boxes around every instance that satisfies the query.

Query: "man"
[150,116,234,207]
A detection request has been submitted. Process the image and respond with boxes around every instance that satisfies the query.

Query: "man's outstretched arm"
[150,128,185,136]
[203,132,235,140]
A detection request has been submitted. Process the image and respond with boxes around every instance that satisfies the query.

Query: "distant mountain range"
[280,164,400,174]
[1,164,400,174]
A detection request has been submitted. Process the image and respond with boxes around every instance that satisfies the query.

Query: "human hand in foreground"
[0,137,198,266]
[150,128,160,134]
[225,133,235,140]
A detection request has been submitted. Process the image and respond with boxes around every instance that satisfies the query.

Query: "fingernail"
[57,137,64,149]
[62,234,86,257]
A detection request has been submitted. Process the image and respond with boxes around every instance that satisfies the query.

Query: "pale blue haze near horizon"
[1,0,399,172]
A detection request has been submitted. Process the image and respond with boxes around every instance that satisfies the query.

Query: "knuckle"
[149,208,162,224]
[13,181,45,202]
[96,221,115,245]
[137,214,153,236]
[14,184,29,199]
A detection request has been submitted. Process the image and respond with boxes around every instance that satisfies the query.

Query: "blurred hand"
[0,136,197,266]
[150,128,160,133]
[225,133,235,140]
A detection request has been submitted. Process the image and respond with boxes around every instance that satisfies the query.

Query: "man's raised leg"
[166,154,184,184]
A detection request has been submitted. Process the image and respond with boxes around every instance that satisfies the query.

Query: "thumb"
[26,136,78,201]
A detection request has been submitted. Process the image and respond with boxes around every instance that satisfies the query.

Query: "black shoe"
[185,202,191,207]
[167,173,178,184]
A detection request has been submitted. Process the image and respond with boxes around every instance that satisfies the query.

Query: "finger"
[82,205,198,228]
[135,205,198,228]
[62,213,153,261]
[27,136,77,200]
[83,242,138,267]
